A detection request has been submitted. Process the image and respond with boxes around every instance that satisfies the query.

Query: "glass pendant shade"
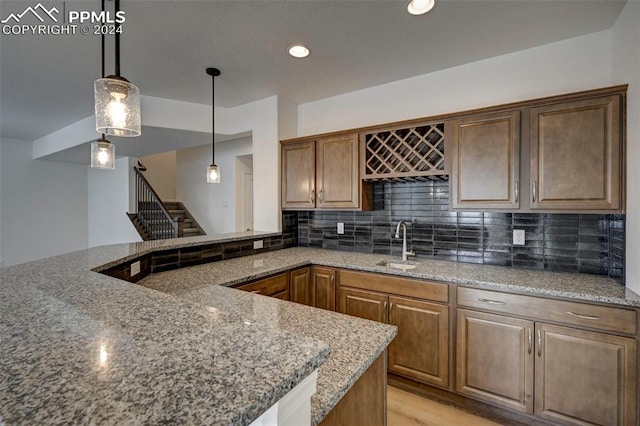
[94,76,141,137]
[407,0,435,15]
[207,164,220,183]
[91,139,116,169]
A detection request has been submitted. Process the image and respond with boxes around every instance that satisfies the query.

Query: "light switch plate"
[253,240,264,249]
[130,261,141,277]
[337,223,345,235]
[513,229,526,246]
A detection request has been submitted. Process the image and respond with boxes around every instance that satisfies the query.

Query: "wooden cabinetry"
[337,269,450,389]
[449,111,520,209]
[281,134,370,210]
[530,95,622,210]
[535,323,636,426]
[456,309,534,413]
[289,266,336,311]
[290,267,312,305]
[448,88,625,212]
[311,267,336,311]
[236,273,289,300]
[456,287,637,425]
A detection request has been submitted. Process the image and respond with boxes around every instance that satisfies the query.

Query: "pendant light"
[91,0,115,170]
[94,0,141,137]
[206,67,221,183]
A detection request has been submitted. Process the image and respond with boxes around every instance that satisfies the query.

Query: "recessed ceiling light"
[288,44,310,58]
[407,0,435,15]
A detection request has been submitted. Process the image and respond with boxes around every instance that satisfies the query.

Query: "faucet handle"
[405,250,416,258]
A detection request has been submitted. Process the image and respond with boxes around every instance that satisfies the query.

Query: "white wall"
[87,157,142,248]
[176,138,253,235]
[612,1,640,294]
[298,30,613,136]
[139,151,177,201]
[0,137,89,266]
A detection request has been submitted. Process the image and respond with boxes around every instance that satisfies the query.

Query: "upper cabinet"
[449,111,521,210]
[448,88,625,213]
[282,133,371,210]
[530,95,621,211]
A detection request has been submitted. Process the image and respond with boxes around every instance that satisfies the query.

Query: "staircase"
[128,166,206,241]
[164,201,206,238]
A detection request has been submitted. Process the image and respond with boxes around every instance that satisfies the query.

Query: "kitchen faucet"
[394,220,415,262]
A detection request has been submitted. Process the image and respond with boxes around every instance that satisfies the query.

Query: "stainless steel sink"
[376,260,417,270]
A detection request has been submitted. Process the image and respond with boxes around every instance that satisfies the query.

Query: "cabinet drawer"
[339,269,448,303]
[457,287,636,335]
[238,273,289,297]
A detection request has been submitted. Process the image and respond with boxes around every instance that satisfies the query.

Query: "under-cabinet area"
[227,249,639,426]
[282,85,626,214]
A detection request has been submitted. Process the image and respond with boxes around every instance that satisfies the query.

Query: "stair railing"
[133,166,181,239]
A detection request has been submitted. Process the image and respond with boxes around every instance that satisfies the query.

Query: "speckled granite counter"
[140,247,640,308]
[0,233,334,425]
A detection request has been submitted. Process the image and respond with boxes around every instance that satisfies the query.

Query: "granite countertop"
[140,247,640,308]
[0,233,333,425]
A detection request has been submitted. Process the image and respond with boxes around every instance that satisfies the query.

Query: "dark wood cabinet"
[337,287,388,323]
[281,134,369,210]
[236,273,289,300]
[535,323,636,426]
[311,267,336,311]
[281,141,315,209]
[456,309,534,414]
[290,267,312,305]
[530,95,622,210]
[337,270,450,389]
[449,110,520,210]
[388,296,449,388]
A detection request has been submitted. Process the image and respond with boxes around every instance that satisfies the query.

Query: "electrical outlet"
[253,240,264,249]
[513,229,526,246]
[130,261,141,277]
[337,223,345,235]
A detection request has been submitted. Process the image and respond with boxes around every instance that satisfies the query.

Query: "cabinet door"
[289,268,312,306]
[316,134,360,209]
[311,267,336,311]
[281,141,316,209]
[535,323,637,426]
[237,273,289,298]
[530,95,621,210]
[449,111,520,209]
[389,296,449,388]
[456,309,534,413]
[337,287,388,323]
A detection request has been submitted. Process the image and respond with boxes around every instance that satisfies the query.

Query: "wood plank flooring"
[388,385,501,426]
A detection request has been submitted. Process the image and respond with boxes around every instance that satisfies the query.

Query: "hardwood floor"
[388,385,501,426]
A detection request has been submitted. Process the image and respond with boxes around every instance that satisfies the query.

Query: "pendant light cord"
[101,0,106,141]
[114,0,121,77]
[211,71,216,164]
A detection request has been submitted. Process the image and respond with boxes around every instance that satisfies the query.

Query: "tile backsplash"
[295,181,625,282]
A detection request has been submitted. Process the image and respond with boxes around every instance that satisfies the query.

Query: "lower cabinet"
[457,287,638,426]
[535,323,637,426]
[456,309,534,413]
[289,266,336,311]
[236,273,289,300]
[337,275,450,389]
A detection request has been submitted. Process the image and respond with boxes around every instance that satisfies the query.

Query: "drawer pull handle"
[527,327,532,355]
[537,329,542,357]
[532,179,537,203]
[478,298,506,305]
[565,311,601,321]
[514,179,519,204]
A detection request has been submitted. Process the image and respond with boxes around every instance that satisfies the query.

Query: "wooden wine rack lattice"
[362,123,446,181]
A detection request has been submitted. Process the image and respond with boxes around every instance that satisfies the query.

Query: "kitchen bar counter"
[1,233,394,426]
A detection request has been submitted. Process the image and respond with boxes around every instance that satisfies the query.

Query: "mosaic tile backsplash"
[294,181,625,281]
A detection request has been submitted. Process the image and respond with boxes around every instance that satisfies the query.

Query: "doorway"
[235,155,254,232]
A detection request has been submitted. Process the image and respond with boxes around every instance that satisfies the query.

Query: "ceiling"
[0,0,628,142]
